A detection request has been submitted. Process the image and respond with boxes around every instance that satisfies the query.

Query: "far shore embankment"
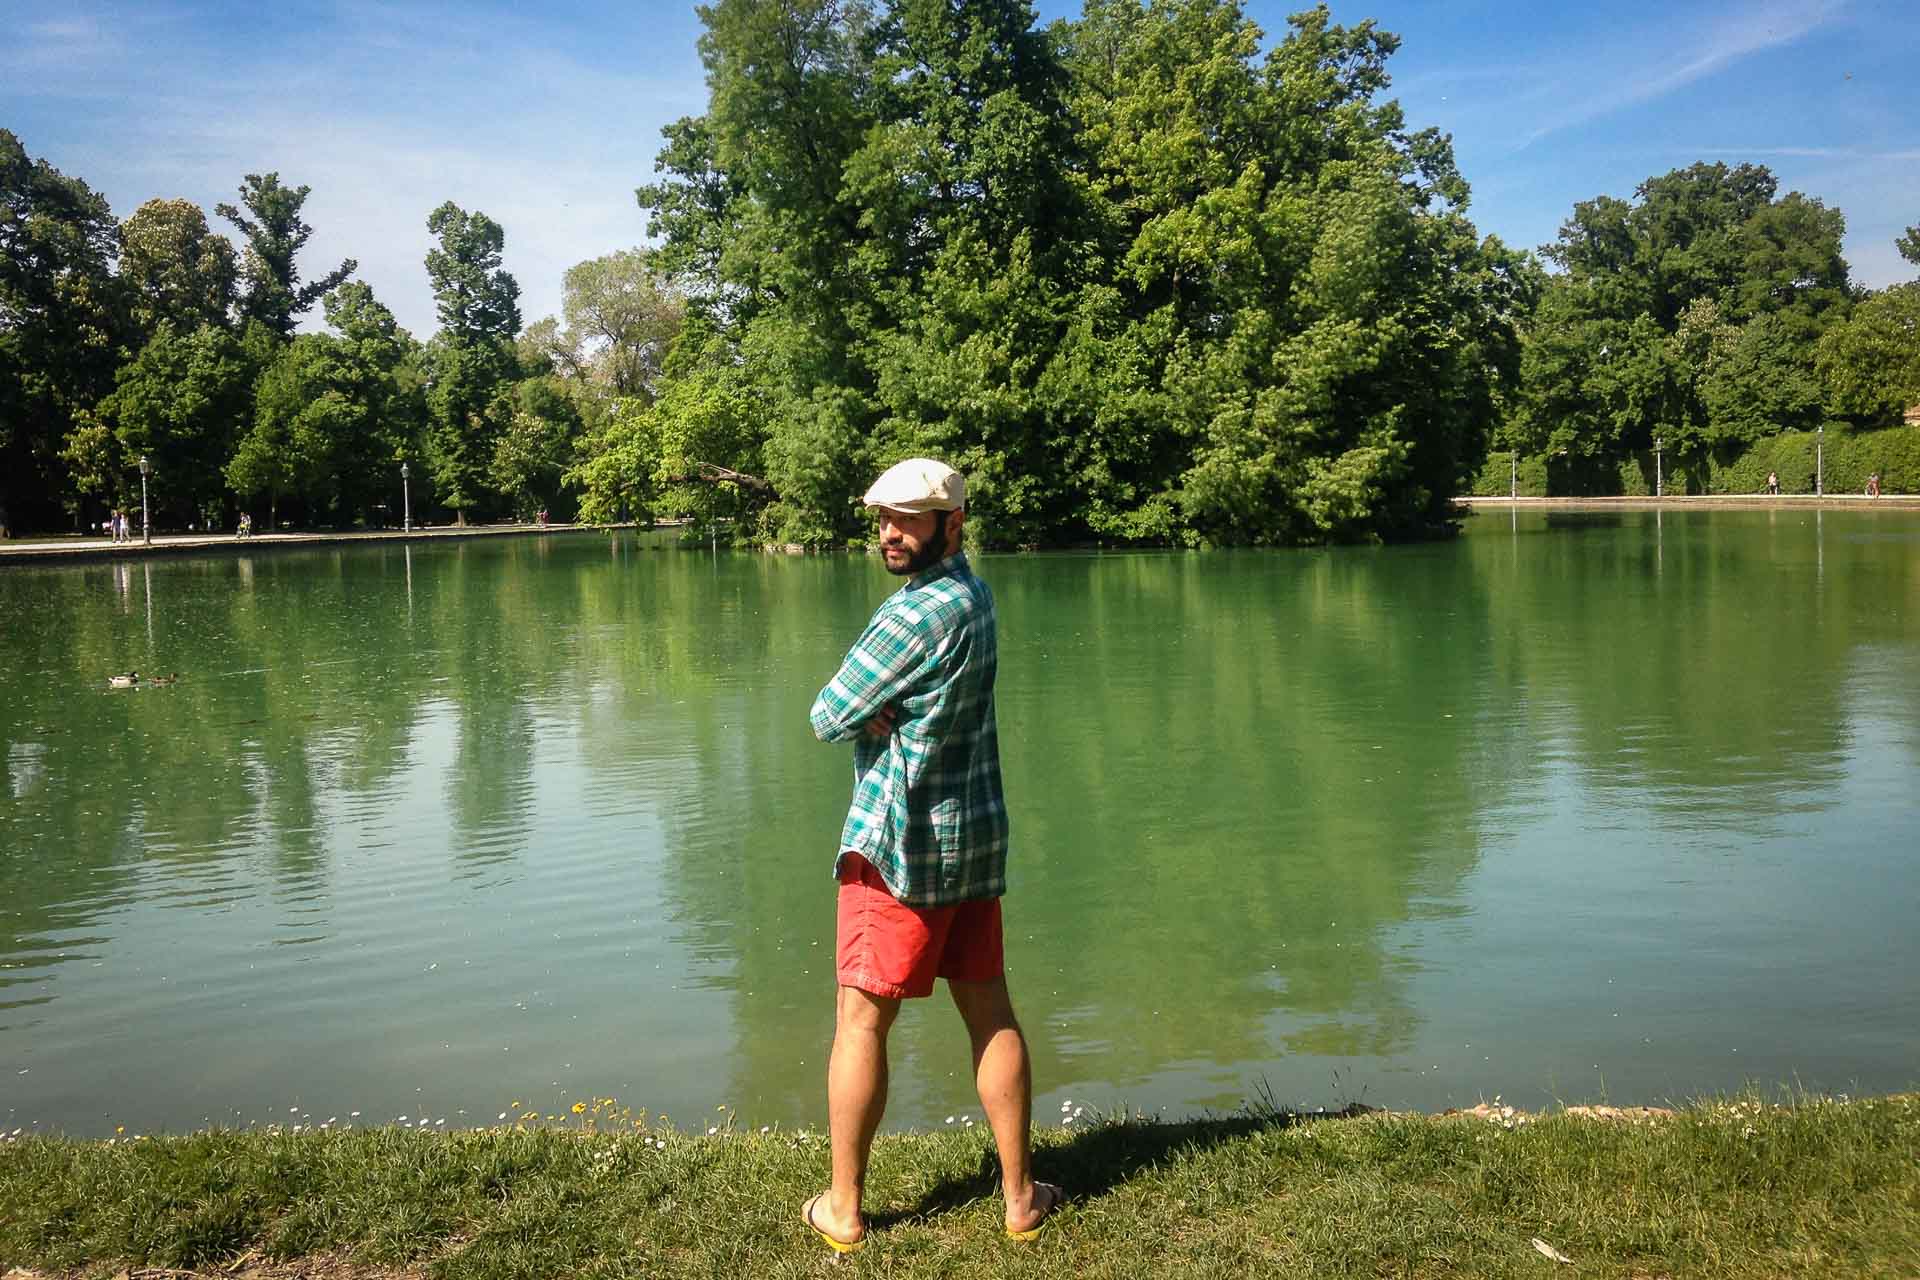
[1456,493,1920,512]
[0,521,660,568]
[7,495,1916,571]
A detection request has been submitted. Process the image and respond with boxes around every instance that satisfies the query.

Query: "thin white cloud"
[5,0,707,338]
[3,14,120,73]
[30,19,100,39]
[99,87,691,337]
[1694,146,1920,161]
[1517,0,1845,147]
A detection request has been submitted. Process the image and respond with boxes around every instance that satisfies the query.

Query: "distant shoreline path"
[1456,494,1920,512]
[5,499,1917,567]
[0,522,642,567]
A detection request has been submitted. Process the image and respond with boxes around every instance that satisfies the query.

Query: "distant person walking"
[1866,472,1881,497]
[1766,470,1779,496]
[801,458,1061,1254]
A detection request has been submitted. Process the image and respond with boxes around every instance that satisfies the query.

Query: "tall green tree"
[557,248,683,400]
[630,0,1523,546]
[1515,162,1852,477]
[227,336,326,527]
[633,0,884,542]
[95,320,268,529]
[422,201,522,522]
[228,282,420,526]
[840,0,1091,544]
[1056,0,1527,543]
[120,198,237,336]
[0,129,125,535]
[523,247,685,487]
[425,202,521,342]
[216,173,356,338]
[1896,223,1920,267]
[489,376,583,520]
[1817,283,1920,426]
[322,280,423,490]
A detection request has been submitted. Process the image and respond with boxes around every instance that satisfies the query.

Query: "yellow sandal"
[1007,1182,1066,1241]
[803,1193,867,1254]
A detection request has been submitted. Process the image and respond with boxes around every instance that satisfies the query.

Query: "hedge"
[1469,425,1919,497]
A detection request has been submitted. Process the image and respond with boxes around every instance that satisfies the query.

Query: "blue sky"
[4,0,1915,338]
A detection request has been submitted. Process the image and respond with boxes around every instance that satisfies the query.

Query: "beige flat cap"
[863,458,966,513]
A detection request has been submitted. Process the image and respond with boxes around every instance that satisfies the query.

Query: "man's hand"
[863,704,898,739]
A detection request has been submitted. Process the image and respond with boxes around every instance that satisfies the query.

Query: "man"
[801,458,1063,1254]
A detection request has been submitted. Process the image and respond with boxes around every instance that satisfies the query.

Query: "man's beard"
[887,517,950,576]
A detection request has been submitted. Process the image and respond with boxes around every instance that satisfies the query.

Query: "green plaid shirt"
[810,551,1009,907]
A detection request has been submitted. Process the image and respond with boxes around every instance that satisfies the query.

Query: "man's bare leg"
[949,975,1056,1233]
[815,983,900,1244]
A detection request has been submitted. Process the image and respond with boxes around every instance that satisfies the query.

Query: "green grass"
[2,1093,1916,1278]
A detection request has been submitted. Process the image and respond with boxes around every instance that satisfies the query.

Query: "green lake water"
[2,509,1917,1137]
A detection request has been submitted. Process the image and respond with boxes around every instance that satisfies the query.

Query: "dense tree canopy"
[120,198,237,336]
[94,319,268,527]
[1512,162,1854,484]
[422,201,524,522]
[1,129,125,536]
[608,0,1531,546]
[229,282,420,526]
[1817,283,1920,426]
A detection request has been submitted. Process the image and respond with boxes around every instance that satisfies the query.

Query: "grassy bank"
[3,1094,1916,1278]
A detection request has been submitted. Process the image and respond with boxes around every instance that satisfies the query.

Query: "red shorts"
[835,854,1003,999]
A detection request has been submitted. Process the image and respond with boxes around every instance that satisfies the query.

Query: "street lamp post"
[138,454,152,546]
[1510,451,1517,501]
[401,461,412,532]
[1815,424,1824,496]
[1654,436,1664,499]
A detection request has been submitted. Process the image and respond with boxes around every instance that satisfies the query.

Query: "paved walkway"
[5,500,1914,566]
[1456,494,1920,511]
[0,523,612,566]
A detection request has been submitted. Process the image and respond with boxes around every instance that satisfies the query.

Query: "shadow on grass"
[871,1100,1379,1231]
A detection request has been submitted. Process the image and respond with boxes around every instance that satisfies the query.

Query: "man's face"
[877,507,960,576]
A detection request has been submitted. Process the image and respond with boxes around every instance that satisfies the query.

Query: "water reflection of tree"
[624,518,1920,1120]
[614,545,1516,1121]
[1465,510,1919,819]
[435,545,540,871]
[563,548,868,1122]
[8,515,1917,1117]
[0,548,447,1025]
[986,549,1502,1094]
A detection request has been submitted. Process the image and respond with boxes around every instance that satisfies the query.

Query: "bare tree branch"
[678,459,777,495]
